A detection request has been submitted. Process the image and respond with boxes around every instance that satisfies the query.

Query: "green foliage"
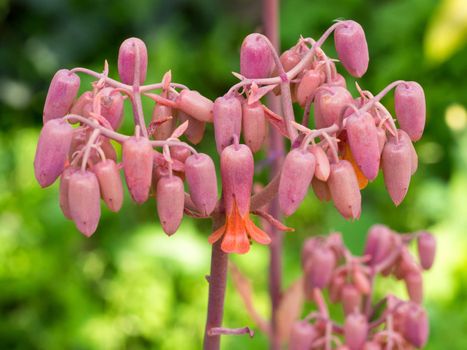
[0,0,466,348]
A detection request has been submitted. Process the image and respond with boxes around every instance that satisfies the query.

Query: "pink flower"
[208,144,270,254]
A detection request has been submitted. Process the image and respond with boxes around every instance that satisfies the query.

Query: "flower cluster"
[34,20,425,255]
[289,226,436,349]
[34,38,218,238]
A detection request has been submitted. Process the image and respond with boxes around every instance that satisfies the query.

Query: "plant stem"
[263,1,283,349]
[203,216,228,350]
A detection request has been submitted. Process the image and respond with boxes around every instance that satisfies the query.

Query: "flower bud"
[346,112,380,180]
[309,145,330,181]
[334,20,369,78]
[393,249,418,280]
[100,87,124,130]
[151,104,174,140]
[314,86,353,129]
[34,119,74,187]
[242,101,266,153]
[311,177,331,202]
[289,321,319,350]
[221,144,254,216]
[330,73,347,88]
[301,237,321,267]
[382,131,412,206]
[395,81,426,141]
[43,69,80,123]
[59,167,77,219]
[364,224,394,265]
[170,145,191,163]
[272,49,302,95]
[177,89,214,122]
[402,303,429,348]
[304,246,336,289]
[341,284,362,315]
[280,49,301,72]
[122,136,153,204]
[156,175,185,235]
[177,111,206,144]
[329,274,345,303]
[213,95,242,153]
[240,33,273,79]
[93,159,123,212]
[405,269,423,304]
[353,270,371,295]
[68,170,101,237]
[328,160,361,220]
[103,137,119,160]
[70,91,93,119]
[279,148,316,216]
[344,312,368,350]
[296,69,323,107]
[185,153,218,216]
[118,37,148,85]
[417,231,436,270]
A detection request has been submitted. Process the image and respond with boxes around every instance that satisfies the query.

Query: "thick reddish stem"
[263,1,283,350]
[203,216,228,350]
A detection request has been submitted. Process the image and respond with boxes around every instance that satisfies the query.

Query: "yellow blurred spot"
[424,0,467,63]
[418,142,443,164]
[445,103,467,131]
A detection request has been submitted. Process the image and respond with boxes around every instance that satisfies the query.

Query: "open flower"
[208,144,271,254]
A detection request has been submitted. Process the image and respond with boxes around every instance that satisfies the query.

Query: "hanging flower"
[208,144,271,254]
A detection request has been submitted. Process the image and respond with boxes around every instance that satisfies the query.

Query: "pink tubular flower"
[100,87,124,130]
[177,89,214,122]
[314,86,353,129]
[185,153,218,216]
[381,131,412,206]
[334,20,369,78]
[68,170,101,237]
[242,101,266,153]
[328,160,361,220]
[122,136,153,204]
[118,37,148,85]
[346,111,380,180]
[176,111,206,144]
[34,118,74,188]
[93,159,124,212]
[43,69,80,124]
[289,321,319,350]
[402,302,429,348]
[208,144,271,254]
[395,81,426,142]
[296,69,323,107]
[59,166,77,219]
[344,312,368,350]
[278,148,316,216]
[213,95,242,153]
[240,33,273,79]
[417,231,436,270]
[150,103,174,140]
[156,175,185,236]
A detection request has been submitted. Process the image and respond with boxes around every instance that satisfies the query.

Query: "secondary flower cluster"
[34,39,219,237]
[34,20,426,256]
[289,226,435,349]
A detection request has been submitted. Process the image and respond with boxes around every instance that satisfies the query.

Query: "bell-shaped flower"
[208,144,271,254]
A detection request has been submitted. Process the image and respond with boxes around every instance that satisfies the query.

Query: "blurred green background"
[0,0,466,348]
